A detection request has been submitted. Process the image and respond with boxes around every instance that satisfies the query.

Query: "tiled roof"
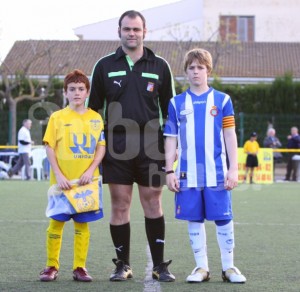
[2,40,300,80]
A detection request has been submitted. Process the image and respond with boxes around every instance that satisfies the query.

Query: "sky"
[0,0,178,61]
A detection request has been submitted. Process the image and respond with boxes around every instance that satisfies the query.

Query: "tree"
[161,24,242,89]
[0,42,68,145]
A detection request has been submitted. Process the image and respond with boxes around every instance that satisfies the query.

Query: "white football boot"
[186,267,210,283]
[222,267,246,283]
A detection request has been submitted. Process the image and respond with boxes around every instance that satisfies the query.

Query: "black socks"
[110,222,130,266]
[145,216,165,267]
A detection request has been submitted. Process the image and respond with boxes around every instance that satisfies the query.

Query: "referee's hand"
[166,173,179,192]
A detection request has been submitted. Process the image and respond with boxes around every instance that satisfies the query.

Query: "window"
[219,16,255,42]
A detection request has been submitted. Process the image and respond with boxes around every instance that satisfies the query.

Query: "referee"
[88,10,176,282]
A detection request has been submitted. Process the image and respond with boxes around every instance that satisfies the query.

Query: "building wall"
[74,0,300,42]
[74,0,203,41]
[203,0,300,42]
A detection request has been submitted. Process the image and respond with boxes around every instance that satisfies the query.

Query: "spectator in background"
[8,119,33,180]
[263,128,282,177]
[243,132,260,184]
[284,126,300,181]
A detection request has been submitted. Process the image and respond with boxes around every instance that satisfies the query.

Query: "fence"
[237,113,300,147]
[1,110,300,148]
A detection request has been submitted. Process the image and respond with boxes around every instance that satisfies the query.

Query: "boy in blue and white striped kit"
[164,48,246,284]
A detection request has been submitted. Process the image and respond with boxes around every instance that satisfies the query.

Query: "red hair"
[63,69,90,92]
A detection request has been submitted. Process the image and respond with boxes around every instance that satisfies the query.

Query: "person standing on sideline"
[8,119,33,180]
[88,10,176,282]
[39,69,106,282]
[164,48,246,284]
[263,128,282,179]
[243,132,260,184]
[284,126,300,181]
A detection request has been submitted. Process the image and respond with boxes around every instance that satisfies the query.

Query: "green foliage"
[1,74,300,146]
[174,79,187,94]
[0,78,65,144]
[174,73,300,146]
[175,73,300,115]
[45,78,64,109]
[269,73,297,113]
[10,71,31,98]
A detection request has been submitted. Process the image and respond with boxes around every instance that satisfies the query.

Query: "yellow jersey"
[43,106,105,185]
[243,140,260,154]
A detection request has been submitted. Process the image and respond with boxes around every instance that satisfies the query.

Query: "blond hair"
[183,48,213,75]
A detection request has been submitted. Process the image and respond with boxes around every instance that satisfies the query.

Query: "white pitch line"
[143,244,161,292]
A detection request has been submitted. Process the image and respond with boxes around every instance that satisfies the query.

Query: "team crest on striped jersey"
[90,119,101,131]
[210,106,219,117]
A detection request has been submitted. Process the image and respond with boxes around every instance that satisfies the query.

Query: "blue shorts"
[175,185,233,221]
[51,209,103,223]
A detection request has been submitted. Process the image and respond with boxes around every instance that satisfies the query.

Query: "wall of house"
[73,0,300,42]
[74,0,203,41]
[203,0,300,42]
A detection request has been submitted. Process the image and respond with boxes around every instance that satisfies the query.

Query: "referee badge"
[147,82,154,92]
[210,105,219,117]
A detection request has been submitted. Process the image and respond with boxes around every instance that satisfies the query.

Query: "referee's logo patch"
[147,82,154,92]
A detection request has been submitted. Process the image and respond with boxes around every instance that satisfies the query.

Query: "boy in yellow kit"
[39,69,106,282]
[243,132,260,183]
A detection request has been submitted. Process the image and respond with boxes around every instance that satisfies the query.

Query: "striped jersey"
[164,87,235,187]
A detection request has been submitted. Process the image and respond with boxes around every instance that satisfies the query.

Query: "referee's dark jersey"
[88,46,175,132]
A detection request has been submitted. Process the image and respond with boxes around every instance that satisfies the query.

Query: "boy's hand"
[78,170,94,185]
[225,169,238,190]
[56,174,72,190]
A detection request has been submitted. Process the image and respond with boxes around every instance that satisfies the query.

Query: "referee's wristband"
[165,170,174,175]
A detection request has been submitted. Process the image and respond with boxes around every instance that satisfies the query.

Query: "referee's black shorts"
[102,130,166,187]
[246,154,258,167]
